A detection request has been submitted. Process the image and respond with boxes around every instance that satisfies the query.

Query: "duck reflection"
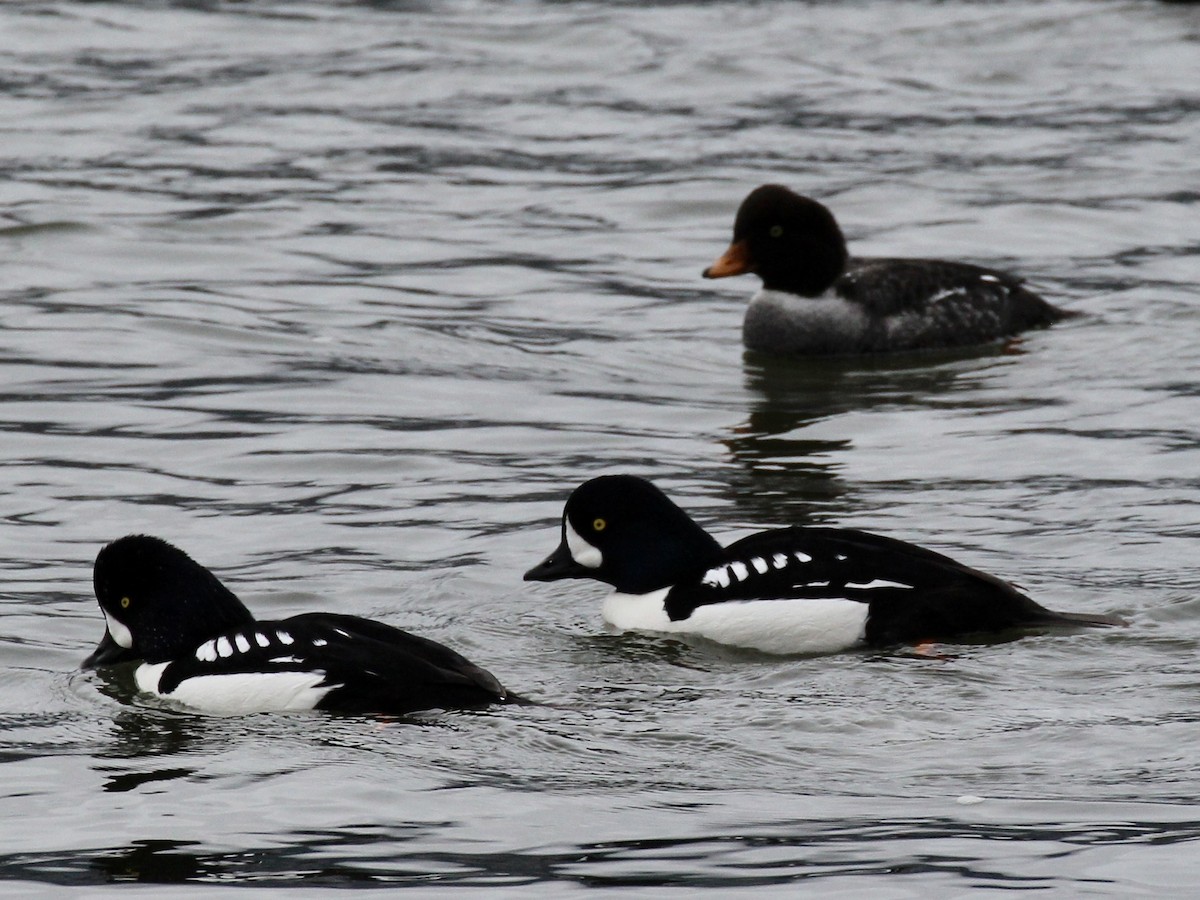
[89,839,206,885]
[89,664,210,767]
[722,345,1010,524]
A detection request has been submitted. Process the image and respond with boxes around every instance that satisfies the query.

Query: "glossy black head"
[524,475,724,594]
[85,535,255,667]
[704,184,848,296]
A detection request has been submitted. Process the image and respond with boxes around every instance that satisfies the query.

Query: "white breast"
[602,588,675,633]
[752,285,869,328]
[136,663,338,715]
[602,589,869,656]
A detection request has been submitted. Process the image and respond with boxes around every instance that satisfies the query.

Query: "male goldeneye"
[524,475,1120,654]
[84,535,512,715]
[703,184,1071,355]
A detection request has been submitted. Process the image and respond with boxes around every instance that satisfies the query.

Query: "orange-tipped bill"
[703,240,753,279]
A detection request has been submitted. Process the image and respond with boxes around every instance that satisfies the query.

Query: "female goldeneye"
[524,475,1120,654]
[703,184,1071,355]
[84,535,512,715]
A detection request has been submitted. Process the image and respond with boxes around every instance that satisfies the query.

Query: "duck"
[703,184,1072,355]
[524,475,1121,654]
[84,534,513,715]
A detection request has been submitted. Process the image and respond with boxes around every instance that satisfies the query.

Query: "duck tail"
[1044,609,1128,628]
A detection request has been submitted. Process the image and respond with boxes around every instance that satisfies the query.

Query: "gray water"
[1,0,1198,894]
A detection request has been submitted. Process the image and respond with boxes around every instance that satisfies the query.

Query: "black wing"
[158,613,509,715]
[664,526,1073,647]
[838,257,1065,340]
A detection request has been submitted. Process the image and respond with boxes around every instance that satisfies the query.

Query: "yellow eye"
[592,518,607,532]
[769,225,784,238]
[120,596,131,609]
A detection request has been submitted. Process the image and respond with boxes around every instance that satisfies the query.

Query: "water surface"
[1,0,1199,893]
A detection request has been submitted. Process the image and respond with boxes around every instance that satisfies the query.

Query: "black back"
[839,256,1066,330]
[663,525,1110,645]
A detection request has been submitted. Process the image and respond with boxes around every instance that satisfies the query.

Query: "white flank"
[135,662,335,715]
[847,579,913,590]
[565,520,602,568]
[103,611,133,649]
[602,590,869,656]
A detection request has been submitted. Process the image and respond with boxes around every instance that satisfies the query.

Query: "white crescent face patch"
[103,610,134,649]
[565,520,602,569]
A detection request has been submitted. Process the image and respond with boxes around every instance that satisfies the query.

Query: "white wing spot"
[312,638,328,647]
[772,553,789,569]
[928,287,960,304]
[794,551,813,563]
[195,640,217,663]
[333,628,350,638]
[702,565,731,588]
[234,634,250,654]
[255,632,270,648]
[835,554,847,561]
[980,274,1000,284]
[277,630,294,645]
[216,637,233,658]
[750,557,769,575]
[730,562,749,582]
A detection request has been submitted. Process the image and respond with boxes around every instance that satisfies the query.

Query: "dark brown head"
[703,184,848,296]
